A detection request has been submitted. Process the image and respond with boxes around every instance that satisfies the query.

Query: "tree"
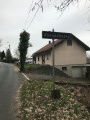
[28,0,79,14]
[28,0,90,21]
[1,51,5,60]
[31,0,90,11]
[6,49,12,62]
[18,30,30,71]
[0,51,1,59]
[14,48,20,59]
[0,39,2,47]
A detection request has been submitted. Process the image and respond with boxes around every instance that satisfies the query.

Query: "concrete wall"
[55,65,72,76]
[55,65,86,78]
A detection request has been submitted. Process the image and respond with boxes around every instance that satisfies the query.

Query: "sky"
[0,0,90,57]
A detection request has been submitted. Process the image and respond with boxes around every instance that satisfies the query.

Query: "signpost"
[42,31,69,39]
[52,29,55,90]
[42,30,69,98]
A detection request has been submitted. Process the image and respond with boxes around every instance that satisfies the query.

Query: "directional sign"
[42,31,69,39]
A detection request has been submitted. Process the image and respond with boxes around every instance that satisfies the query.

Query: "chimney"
[49,41,51,44]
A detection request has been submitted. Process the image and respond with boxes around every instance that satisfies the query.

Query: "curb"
[14,66,30,81]
[21,73,30,80]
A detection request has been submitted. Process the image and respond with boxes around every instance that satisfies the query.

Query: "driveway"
[0,62,24,120]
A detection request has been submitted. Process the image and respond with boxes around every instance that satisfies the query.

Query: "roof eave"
[32,48,51,57]
[71,34,90,51]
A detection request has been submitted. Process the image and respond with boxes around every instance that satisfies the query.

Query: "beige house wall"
[35,51,52,65]
[35,39,86,66]
[36,55,42,64]
[45,52,52,65]
[52,39,86,65]
[35,39,87,77]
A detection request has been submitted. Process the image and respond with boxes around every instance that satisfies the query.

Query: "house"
[32,33,90,78]
[26,57,33,64]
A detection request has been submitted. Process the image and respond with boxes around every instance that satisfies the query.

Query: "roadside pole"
[42,30,69,99]
[52,29,55,90]
[51,29,60,99]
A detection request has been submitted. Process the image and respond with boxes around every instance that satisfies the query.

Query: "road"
[0,62,21,120]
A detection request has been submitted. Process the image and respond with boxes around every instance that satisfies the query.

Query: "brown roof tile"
[32,39,62,56]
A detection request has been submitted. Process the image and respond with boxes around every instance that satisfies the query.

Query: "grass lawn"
[20,79,90,120]
[16,64,90,119]
[24,64,69,78]
[24,64,90,84]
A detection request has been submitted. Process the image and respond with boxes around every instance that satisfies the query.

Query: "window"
[67,39,72,46]
[62,67,67,71]
[38,56,39,61]
[47,54,49,60]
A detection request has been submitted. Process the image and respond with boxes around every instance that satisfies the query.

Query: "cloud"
[0,0,90,56]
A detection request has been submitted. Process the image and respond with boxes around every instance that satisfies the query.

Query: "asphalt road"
[0,62,20,120]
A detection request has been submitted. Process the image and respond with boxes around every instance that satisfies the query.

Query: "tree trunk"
[20,62,25,72]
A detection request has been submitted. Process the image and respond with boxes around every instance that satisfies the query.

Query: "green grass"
[24,64,69,77]
[16,64,90,84]
[24,64,39,70]
[20,80,90,120]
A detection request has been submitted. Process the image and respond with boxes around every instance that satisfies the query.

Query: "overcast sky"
[0,0,90,57]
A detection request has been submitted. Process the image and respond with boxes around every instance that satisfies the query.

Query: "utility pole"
[7,42,10,50]
[52,28,55,90]
[9,44,10,50]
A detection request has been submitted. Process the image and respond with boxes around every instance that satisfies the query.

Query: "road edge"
[14,66,30,81]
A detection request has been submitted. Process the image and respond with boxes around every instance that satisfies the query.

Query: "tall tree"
[14,48,20,59]
[0,39,2,47]
[6,49,12,62]
[1,51,5,60]
[0,51,1,59]
[18,30,30,71]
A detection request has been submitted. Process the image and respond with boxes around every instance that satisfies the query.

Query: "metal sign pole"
[42,29,61,98]
[52,29,55,90]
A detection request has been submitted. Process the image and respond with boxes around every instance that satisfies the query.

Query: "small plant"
[51,105,57,111]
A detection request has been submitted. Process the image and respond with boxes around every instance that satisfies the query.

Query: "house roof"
[32,39,62,56]
[71,34,90,51]
[32,33,90,57]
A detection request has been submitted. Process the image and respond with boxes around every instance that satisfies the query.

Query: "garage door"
[72,67,82,78]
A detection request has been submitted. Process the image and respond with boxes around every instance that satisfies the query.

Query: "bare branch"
[25,0,90,30]
[14,48,20,59]
[55,0,78,12]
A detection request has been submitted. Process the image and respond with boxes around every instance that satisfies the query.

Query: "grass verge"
[20,79,90,120]
[24,64,69,78]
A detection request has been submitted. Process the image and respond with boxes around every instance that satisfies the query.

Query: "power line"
[24,0,43,30]
[27,6,39,30]
[24,0,33,29]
